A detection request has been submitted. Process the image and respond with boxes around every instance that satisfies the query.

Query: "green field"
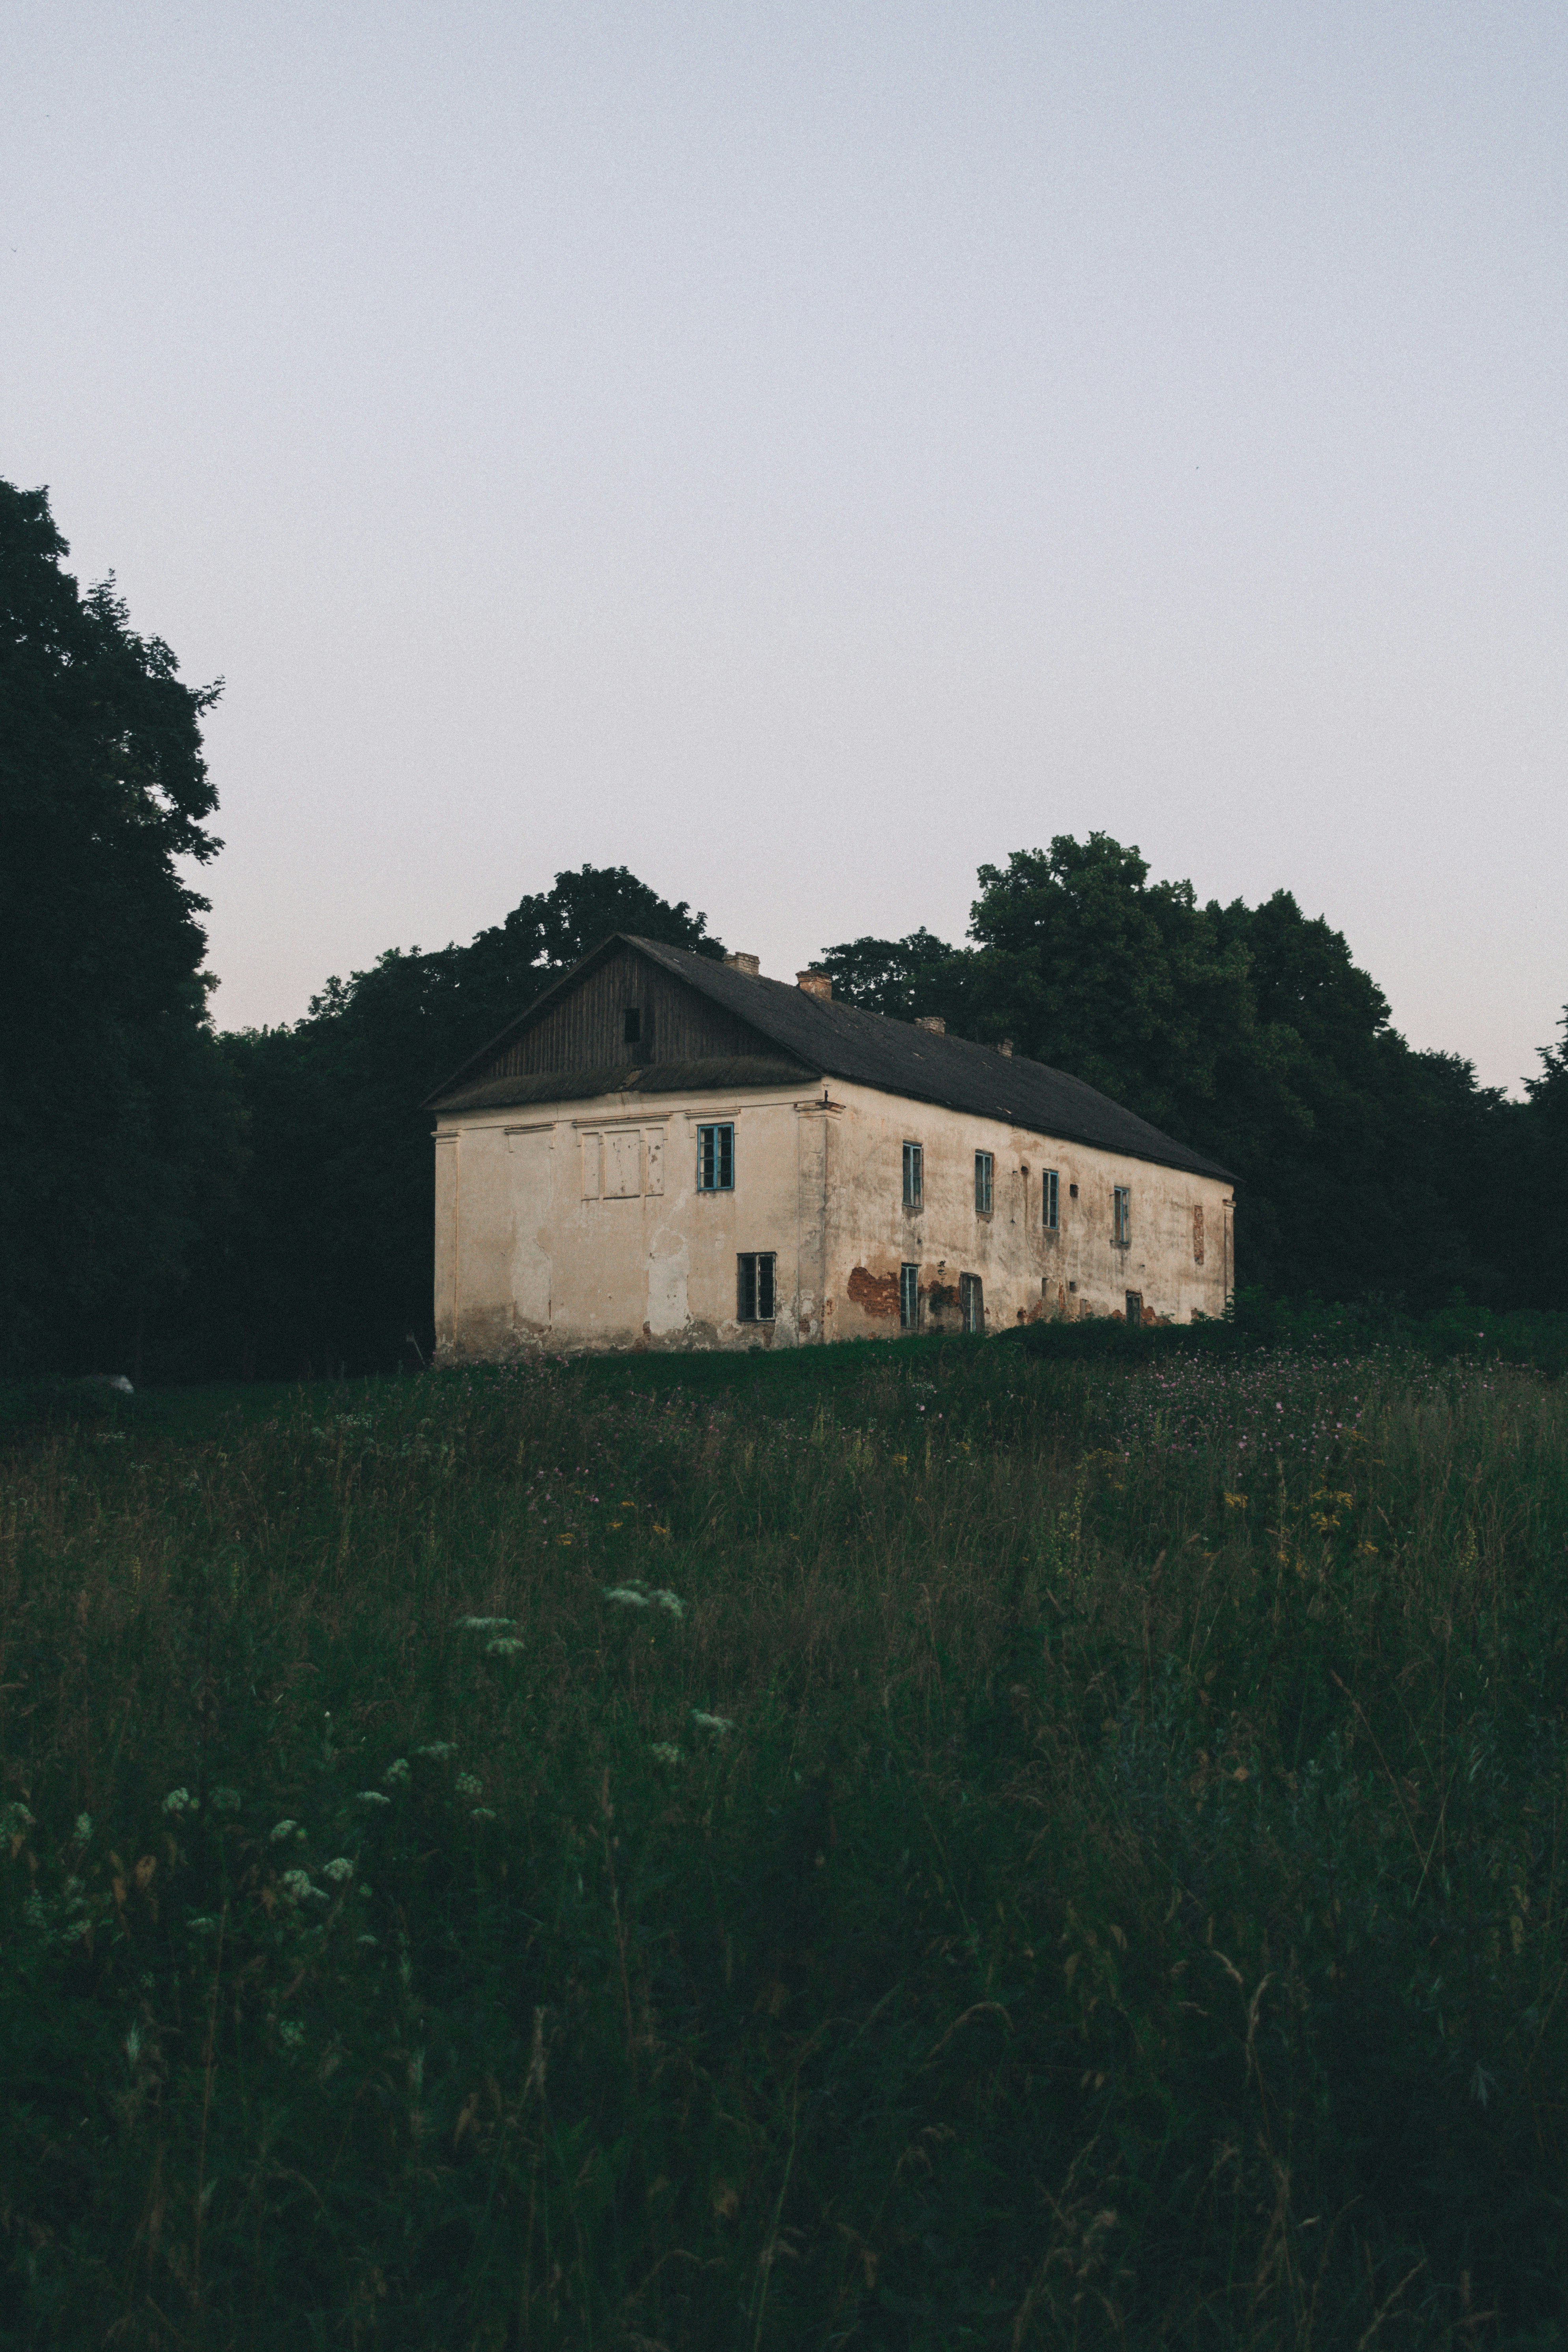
[3,1336,1567,2348]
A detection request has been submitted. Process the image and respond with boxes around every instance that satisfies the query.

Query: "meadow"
[2,1331,1566,2349]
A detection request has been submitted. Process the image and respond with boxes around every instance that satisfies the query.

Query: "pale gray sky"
[5,2,1564,1088]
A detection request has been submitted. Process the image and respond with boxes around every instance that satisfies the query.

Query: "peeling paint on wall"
[847,1265,900,1317]
[434,1072,1232,1360]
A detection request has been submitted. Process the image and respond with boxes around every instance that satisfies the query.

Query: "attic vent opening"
[623,1006,642,1045]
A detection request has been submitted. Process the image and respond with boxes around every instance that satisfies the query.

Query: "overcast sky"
[5,2,1564,1089]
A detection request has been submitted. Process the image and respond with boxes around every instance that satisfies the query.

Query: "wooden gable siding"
[478,944,771,1082]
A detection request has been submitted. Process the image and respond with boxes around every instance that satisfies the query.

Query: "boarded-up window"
[604,1130,641,1198]
[1192,1203,1205,1264]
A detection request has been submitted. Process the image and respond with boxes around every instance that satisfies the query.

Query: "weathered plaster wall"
[822,1082,1232,1338]
[434,1079,824,1360]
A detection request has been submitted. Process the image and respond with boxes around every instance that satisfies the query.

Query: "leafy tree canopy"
[0,478,238,1372]
[822,833,1525,1309]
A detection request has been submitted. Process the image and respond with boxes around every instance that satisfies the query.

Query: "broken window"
[902,1140,923,1209]
[974,1152,993,1215]
[697,1123,734,1191]
[1042,1169,1060,1230]
[1113,1186,1131,1246]
[900,1263,920,1329]
[623,1006,642,1045]
[960,1273,984,1333]
[737,1253,775,1322]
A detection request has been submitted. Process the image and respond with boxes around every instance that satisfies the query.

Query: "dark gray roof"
[434,1058,813,1115]
[432,935,1234,1183]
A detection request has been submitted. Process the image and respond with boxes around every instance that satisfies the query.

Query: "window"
[974,1151,994,1215]
[1042,1169,1060,1231]
[902,1140,923,1209]
[960,1273,984,1333]
[1113,1186,1131,1245]
[697,1123,734,1191]
[900,1263,920,1329]
[623,1006,642,1045]
[737,1253,775,1322]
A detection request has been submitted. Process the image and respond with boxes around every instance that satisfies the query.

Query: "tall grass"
[2,1339,1566,2348]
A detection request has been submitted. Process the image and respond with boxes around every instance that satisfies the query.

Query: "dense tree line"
[820,836,1546,1312]
[4,478,1562,1380]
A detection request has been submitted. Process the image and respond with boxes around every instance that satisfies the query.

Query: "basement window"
[697,1123,734,1191]
[623,1006,642,1045]
[900,1263,920,1329]
[737,1253,776,1322]
[1042,1169,1060,1231]
[974,1151,994,1215]
[902,1140,923,1209]
[1113,1186,1131,1247]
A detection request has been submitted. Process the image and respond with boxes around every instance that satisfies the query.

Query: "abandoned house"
[427,935,1235,1358]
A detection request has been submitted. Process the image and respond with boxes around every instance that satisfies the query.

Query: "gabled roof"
[430,935,1234,1183]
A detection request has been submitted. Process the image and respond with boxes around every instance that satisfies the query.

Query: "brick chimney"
[796,968,832,1000]
[915,1014,946,1035]
[997,1039,1013,1056]
[724,952,761,976]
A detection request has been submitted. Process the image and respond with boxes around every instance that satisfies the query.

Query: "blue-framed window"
[1043,1169,1060,1230]
[974,1151,994,1215]
[1113,1186,1131,1245]
[697,1122,734,1192]
[900,1263,920,1329]
[902,1140,923,1208]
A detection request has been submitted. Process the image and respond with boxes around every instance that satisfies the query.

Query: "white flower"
[604,1585,651,1609]
[269,1819,301,1843]
[691,1712,734,1737]
[209,1786,242,1814]
[384,1759,411,1785]
[650,1742,684,1767]
[321,1857,355,1883]
[456,1616,514,1630]
[486,1637,525,1656]
[415,1742,454,1760]
[278,1869,313,1902]
[357,1791,392,1806]
[454,1774,484,1799]
[162,1788,198,1817]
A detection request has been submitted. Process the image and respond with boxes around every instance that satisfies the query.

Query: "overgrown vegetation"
[5,1333,1567,2346]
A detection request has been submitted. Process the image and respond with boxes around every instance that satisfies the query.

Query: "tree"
[821,837,1521,1309]
[0,479,240,1375]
